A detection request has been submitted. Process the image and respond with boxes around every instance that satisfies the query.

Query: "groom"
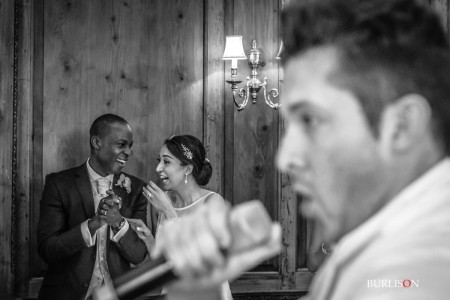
[37,114,154,300]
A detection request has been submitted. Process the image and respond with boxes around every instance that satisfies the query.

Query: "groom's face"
[91,122,133,176]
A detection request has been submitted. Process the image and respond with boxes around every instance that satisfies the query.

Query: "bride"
[128,134,233,300]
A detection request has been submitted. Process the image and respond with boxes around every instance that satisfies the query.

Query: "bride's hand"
[143,181,177,219]
[128,218,155,250]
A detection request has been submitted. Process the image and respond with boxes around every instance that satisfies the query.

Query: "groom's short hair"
[89,114,129,139]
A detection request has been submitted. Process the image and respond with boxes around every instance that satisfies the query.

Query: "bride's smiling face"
[156,145,188,191]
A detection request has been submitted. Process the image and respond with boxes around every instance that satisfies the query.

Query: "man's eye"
[301,113,318,127]
[156,158,161,163]
[164,160,170,165]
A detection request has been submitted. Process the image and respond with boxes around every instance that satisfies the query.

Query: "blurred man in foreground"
[154,0,450,299]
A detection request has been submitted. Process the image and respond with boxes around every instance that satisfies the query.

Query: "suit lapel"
[75,163,96,217]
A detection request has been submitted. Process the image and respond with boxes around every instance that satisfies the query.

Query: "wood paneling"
[204,0,225,195]
[27,0,205,281]
[230,0,280,214]
[41,0,204,182]
[31,0,45,280]
[226,0,281,275]
[0,0,15,298]
[16,0,35,295]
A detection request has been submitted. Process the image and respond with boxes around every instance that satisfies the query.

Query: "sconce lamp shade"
[222,35,247,60]
[276,41,283,60]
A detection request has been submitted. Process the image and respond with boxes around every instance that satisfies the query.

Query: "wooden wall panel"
[30,0,45,281]
[229,0,280,218]
[204,0,225,195]
[0,0,15,298]
[16,0,35,295]
[228,0,281,274]
[41,0,204,183]
[27,0,205,285]
[140,0,204,183]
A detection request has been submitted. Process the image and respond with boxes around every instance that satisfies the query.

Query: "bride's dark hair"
[164,135,212,186]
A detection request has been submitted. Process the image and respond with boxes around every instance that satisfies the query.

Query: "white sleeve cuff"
[81,220,97,247]
[110,220,130,242]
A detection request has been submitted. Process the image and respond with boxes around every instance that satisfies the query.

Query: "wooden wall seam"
[203,0,226,195]
[31,0,45,284]
[16,0,35,296]
[12,0,22,283]
[0,0,15,298]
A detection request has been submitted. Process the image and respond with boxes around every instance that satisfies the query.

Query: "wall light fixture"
[222,35,281,111]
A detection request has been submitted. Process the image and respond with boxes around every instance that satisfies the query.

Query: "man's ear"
[91,136,101,150]
[386,94,431,153]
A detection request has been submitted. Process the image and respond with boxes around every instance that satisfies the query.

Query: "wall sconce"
[222,35,281,111]
[276,41,283,60]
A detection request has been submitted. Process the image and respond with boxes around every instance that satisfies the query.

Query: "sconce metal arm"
[262,77,280,109]
[226,80,248,111]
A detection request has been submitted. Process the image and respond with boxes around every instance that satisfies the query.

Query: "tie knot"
[97,178,111,196]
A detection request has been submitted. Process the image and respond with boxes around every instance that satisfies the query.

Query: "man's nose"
[277,136,291,173]
[277,130,306,173]
[124,146,132,156]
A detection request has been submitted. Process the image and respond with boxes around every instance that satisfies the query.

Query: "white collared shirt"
[306,158,450,300]
[80,159,129,246]
[80,159,130,299]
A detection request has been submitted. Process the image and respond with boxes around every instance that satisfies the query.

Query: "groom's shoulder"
[45,164,85,182]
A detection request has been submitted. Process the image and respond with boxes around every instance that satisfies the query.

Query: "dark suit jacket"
[37,163,156,300]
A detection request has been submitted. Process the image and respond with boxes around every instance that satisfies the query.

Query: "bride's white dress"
[156,191,233,300]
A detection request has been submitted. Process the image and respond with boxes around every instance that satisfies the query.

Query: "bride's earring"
[185,173,188,184]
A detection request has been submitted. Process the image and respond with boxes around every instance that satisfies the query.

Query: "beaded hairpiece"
[180,143,193,160]
[170,135,193,160]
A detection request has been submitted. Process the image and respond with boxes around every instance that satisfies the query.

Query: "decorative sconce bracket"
[223,39,281,111]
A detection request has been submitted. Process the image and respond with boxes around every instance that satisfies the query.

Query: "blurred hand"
[152,197,282,290]
[143,181,177,219]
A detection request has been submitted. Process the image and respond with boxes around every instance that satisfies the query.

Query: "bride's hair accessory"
[180,143,193,160]
[169,135,193,160]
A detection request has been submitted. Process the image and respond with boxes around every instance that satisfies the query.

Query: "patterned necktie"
[96,177,111,284]
[96,177,110,197]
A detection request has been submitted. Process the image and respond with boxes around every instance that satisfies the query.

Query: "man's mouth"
[292,182,312,197]
[300,196,316,218]
[292,183,316,217]
[116,159,127,166]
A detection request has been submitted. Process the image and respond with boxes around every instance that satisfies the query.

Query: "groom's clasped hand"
[96,190,123,227]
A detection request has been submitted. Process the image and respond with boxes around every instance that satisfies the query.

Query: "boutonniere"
[115,173,132,193]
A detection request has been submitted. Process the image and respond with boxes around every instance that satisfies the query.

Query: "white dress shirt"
[80,159,130,298]
[305,158,450,300]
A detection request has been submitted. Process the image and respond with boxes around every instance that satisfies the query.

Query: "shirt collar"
[86,158,114,183]
[335,157,450,260]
